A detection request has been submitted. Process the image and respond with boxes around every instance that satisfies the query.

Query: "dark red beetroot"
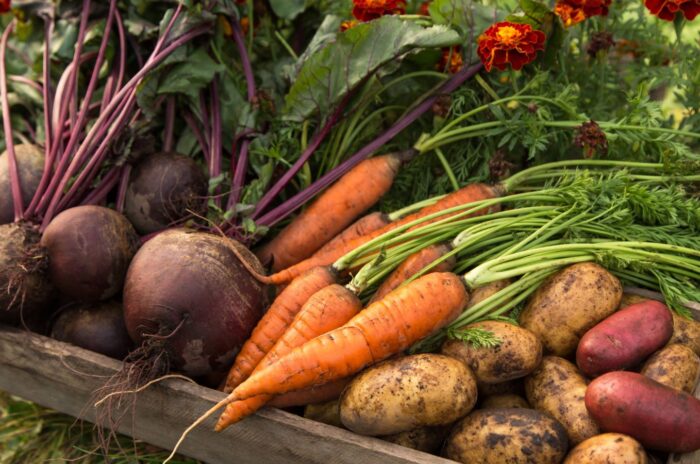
[40,206,139,302]
[576,300,673,377]
[51,300,133,359]
[0,223,55,329]
[585,371,700,453]
[122,229,268,381]
[0,144,45,225]
[123,151,207,235]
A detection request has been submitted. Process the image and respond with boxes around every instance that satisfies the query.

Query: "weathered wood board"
[0,325,456,464]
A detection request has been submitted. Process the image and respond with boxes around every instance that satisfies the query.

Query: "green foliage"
[446,327,503,348]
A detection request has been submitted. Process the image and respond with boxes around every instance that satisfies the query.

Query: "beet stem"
[184,111,210,157]
[0,20,24,221]
[163,96,176,152]
[115,165,132,213]
[210,78,223,209]
[42,18,54,154]
[81,168,121,206]
[256,62,484,227]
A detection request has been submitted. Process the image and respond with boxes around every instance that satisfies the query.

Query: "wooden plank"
[0,325,456,464]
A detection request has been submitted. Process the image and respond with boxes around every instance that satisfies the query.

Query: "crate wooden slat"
[0,325,455,464]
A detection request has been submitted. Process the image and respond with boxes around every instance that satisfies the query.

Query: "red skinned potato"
[585,371,700,453]
[576,300,673,378]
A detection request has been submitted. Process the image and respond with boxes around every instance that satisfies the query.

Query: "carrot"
[266,378,350,408]
[267,183,500,285]
[222,265,337,393]
[257,152,411,272]
[312,211,390,258]
[216,284,361,430]
[369,243,456,303]
[227,272,468,405]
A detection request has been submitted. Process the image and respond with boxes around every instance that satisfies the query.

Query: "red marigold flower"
[645,0,700,21]
[554,0,611,27]
[352,0,406,22]
[477,22,546,72]
[0,0,10,13]
[574,120,608,158]
[418,1,431,15]
[437,47,464,74]
[340,20,360,31]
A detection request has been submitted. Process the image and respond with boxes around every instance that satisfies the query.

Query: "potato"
[339,354,477,435]
[525,356,600,445]
[304,400,343,428]
[478,378,525,398]
[563,433,648,463]
[576,300,673,377]
[441,320,542,383]
[443,408,569,464]
[519,262,622,356]
[585,371,700,453]
[641,343,700,393]
[668,312,700,356]
[619,293,651,309]
[480,393,529,409]
[467,279,511,308]
[381,425,451,454]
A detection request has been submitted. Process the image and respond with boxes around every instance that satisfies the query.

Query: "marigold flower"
[240,17,251,35]
[477,22,546,72]
[419,1,431,15]
[352,0,406,22]
[574,120,608,158]
[554,0,611,27]
[437,47,463,74]
[340,20,360,31]
[587,31,615,57]
[0,0,10,13]
[644,0,700,21]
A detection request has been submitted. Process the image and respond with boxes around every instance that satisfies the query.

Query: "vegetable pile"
[1,0,699,462]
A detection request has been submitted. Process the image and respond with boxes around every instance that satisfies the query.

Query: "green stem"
[435,147,459,191]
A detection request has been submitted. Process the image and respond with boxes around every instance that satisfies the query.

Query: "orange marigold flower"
[477,22,546,72]
[554,0,611,27]
[437,47,464,74]
[340,20,360,31]
[645,0,700,20]
[240,16,251,35]
[352,0,406,22]
[419,1,431,15]
[0,0,10,13]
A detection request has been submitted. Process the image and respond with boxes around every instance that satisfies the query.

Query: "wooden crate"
[0,325,455,464]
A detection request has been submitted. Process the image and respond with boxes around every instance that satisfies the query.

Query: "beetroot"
[51,300,133,359]
[0,223,55,329]
[41,206,139,302]
[122,229,268,380]
[123,152,207,234]
[0,144,44,225]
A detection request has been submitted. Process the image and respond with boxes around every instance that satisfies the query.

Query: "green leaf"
[428,0,472,34]
[519,0,552,25]
[447,327,503,348]
[157,48,225,99]
[283,16,460,122]
[269,0,306,20]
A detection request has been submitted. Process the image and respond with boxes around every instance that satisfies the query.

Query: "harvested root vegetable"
[0,144,44,225]
[123,229,268,379]
[0,223,54,328]
[304,400,343,428]
[576,300,673,377]
[41,206,139,302]
[382,425,451,454]
[51,300,133,359]
[480,394,529,409]
[641,343,700,394]
[563,433,648,464]
[311,211,390,259]
[267,378,351,409]
[669,312,700,356]
[124,151,207,234]
[585,371,700,453]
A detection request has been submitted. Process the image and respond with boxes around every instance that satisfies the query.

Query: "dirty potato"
[381,425,451,454]
[441,320,542,383]
[339,354,477,436]
[519,262,622,356]
[563,433,648,463]
[467,280,511,308]
[525,356,600,445]
[443,408,569,464]
[480,393,529,409]
[304,400,343,428]
[641,343,700,393]
[668,312,700,356]
[618,293,651,309]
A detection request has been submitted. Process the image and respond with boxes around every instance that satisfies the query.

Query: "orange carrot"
[216,284,361,430]
[226,272,468,406]
[312,211,390,258]
[257,152,411,272]
[267,377,350,408]
[267,183,500,284]
[222,265,337,393]
[370,243,456,303]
